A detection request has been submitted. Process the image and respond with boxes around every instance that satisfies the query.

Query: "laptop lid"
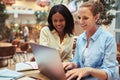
[30,43,66,80]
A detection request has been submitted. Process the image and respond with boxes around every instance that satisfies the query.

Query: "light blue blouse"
[73,26,119,80]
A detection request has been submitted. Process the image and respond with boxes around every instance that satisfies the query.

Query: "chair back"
[20,42,29,51]
[117,54,120,74]
[0,45,16,68]
[117,43,120,53]
[12,39,21,48]
[0,46,16,59]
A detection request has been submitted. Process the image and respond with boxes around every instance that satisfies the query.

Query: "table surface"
[0,42,49,80]
[20,69,50,80]
[0,42,12,47]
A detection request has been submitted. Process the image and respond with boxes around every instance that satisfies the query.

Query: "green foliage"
[99,0,116,25]
[0,3,5,11]
[0,0,9,41]
[0,13,9,22]
[35,11,49,24]
[0,0,8,20]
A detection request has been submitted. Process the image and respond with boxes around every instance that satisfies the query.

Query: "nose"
[78,18,84,24]
[56,21,61,26]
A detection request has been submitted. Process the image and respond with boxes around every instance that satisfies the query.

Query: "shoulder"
[98,26,116,45]
[92,26,114,41]
[100,26,114,39]
[75,32,85,45]
[41,26,50,32]
[40,26,51,36]
[41,26,52,34]
[77,32,85,40]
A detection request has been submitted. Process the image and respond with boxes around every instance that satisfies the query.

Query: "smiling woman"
[39,4,74,62]
[63,1,119,80]
[31,4,74,62]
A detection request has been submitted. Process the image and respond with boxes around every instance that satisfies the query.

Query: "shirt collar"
[83,26,103,41]
[51,29,70,38]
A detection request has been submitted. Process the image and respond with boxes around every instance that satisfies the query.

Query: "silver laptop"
[30,43,66,80]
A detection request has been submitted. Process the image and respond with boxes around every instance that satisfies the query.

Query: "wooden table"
[0,43,14,68]
[21,70,49,80]
[0,42,12,47]
[0,42,49,80]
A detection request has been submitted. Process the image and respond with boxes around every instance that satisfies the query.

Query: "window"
[115,12,120,43]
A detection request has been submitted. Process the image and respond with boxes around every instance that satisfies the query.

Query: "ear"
[94,13,100,22]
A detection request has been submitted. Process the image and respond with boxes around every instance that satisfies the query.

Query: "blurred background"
[0,0,120,45]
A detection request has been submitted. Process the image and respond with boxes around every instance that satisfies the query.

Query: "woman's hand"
[62,62,77,71]
[65,67,92,80]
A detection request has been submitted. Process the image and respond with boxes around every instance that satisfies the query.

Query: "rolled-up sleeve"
[100,36,119,80]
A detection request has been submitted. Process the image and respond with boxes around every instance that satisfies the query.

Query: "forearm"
[89,68,107,80]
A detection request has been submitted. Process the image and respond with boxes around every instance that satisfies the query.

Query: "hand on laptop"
[62,62,78,72]
[65,67,92,80]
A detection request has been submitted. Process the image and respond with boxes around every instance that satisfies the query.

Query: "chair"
[117,43,120,54]
[117,54,120,74]
[11,39,21,48]
[20,42,29,61]
[12,39,22,62]
[15,42,30,62]
[0,46,16,68]
[117,43,120,74]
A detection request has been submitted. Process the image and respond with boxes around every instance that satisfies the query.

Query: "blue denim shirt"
[73,26,119,80]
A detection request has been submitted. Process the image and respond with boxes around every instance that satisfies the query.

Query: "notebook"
[30,43,66,80]
[16,61,38,71]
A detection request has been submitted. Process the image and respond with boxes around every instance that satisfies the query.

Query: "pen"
[29,76,41,80]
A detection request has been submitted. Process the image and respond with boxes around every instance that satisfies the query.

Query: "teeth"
[81,24,86,27]
[57,26,62,29]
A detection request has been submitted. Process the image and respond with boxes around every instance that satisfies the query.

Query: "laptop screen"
[30,43,66,80]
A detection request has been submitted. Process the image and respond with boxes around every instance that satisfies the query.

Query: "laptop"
[30,43,66,80]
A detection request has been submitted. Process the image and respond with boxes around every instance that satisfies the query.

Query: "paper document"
[17,76,36,80]
[0,77,14,80]
[0,68,25,79]
[16,61,38,71]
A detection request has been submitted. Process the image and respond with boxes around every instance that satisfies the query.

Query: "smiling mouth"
[57,28,62,30]
[56,26,63,29]
[81,24,87,27]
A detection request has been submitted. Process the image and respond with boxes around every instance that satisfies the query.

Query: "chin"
[81,26,87,30]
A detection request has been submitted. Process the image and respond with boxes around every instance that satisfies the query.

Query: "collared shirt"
[40,26,74,62]
[73,26,119,80]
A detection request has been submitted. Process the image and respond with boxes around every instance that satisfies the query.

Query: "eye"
[60,19,65,22]
[78,16,89,20]
[53,19,57,22]
[83,17,88,20]
[78,16,81,20]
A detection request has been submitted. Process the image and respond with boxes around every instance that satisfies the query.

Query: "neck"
[58,32,65,43]
[86,25,98,39]
[86,25,98,48]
